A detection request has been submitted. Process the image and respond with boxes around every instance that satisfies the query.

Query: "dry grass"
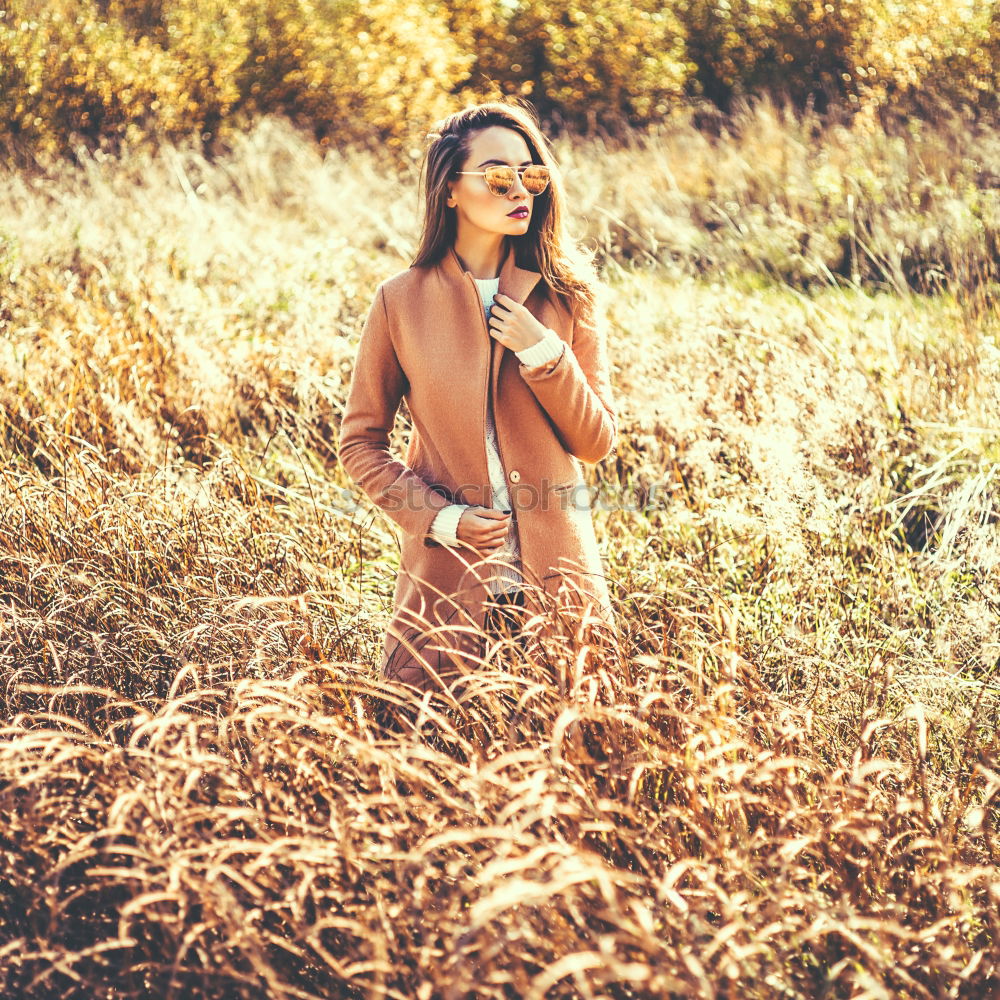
[1,100,999,997]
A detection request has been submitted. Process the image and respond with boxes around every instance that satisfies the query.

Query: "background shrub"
[673,0,870,114]
[438,0,692,133]
[0,0,470,163]
[233,0,471,152]
[0,0,192,159]
[672,0,1000,125]
[848,1,1000,124]
[2,1,1000,172]
[105,0,249,146]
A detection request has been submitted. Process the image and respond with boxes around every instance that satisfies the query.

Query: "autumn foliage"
[1,0,1000,162]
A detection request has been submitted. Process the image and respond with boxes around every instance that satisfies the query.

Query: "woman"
[338,100,618,694]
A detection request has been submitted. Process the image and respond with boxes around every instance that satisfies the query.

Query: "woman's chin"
[476,218,530,237]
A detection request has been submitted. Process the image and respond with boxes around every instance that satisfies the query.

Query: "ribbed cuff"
[516,329,565,369]
[428,504,468,546]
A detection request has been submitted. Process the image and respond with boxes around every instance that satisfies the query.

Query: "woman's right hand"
[456,507,511,553]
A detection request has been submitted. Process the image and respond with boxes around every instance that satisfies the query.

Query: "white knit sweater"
[428,275,565,595]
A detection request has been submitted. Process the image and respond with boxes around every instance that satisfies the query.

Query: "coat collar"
[442,241,542,306]
[441,240,545,448]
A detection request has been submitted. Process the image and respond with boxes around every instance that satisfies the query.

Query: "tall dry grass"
[0,100,998,996]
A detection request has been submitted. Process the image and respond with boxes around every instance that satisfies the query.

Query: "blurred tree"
[436,0,691,135]
[1,0,998,162]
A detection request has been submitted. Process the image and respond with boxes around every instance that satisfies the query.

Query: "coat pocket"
[548,480,593,512]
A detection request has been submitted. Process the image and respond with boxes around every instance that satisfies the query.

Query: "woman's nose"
[508,173,530,198]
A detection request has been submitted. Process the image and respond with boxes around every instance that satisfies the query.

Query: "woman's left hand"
[488,293,552,353]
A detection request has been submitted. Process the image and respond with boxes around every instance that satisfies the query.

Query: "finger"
[474,515,505,527]
[477,527,510,543]
[478,522,508,539]
[478,528,508,544]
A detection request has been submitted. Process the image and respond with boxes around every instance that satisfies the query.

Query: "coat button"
[509,469,521,483]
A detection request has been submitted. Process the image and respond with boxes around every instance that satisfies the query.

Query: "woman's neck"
[452,233,508,280]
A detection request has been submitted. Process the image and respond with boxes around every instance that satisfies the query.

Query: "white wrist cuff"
[516,329,565,368]
[428,504,467,546]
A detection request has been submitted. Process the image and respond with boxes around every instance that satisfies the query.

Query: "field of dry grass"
[1,98,998,997]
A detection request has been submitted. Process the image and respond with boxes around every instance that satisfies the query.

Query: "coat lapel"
[441,241,542,305]
[442,242,543,405]
[497,241,544,306]
[494,245,543,402]
[434,243,544,505]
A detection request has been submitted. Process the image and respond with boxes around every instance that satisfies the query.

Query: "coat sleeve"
[517,292,618,464]
[338,283,452,546]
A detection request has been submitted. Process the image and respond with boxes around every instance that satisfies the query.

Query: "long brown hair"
[411,100,599,319]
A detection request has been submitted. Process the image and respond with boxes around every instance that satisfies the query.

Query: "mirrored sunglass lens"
[522,166,549,193]
[485,166,515,194]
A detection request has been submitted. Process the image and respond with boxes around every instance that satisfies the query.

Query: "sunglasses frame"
[454,164,551,197]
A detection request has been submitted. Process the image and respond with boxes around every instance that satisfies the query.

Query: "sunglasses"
[455,164,551,197]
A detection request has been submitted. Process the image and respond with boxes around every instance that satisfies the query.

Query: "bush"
[0,0,471,163]
[849,2,1000,124]
[106,0,249,145]
[234,0,472,152]
[439,0,691,133]
[672,0,1000,124]
[1,0,999,162]
[673,0,874,113]
[0,0,192,160]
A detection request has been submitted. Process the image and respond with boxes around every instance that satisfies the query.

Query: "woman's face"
[446,126,537,238]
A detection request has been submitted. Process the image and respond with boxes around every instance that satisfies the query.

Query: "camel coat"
[338,242,618,690]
